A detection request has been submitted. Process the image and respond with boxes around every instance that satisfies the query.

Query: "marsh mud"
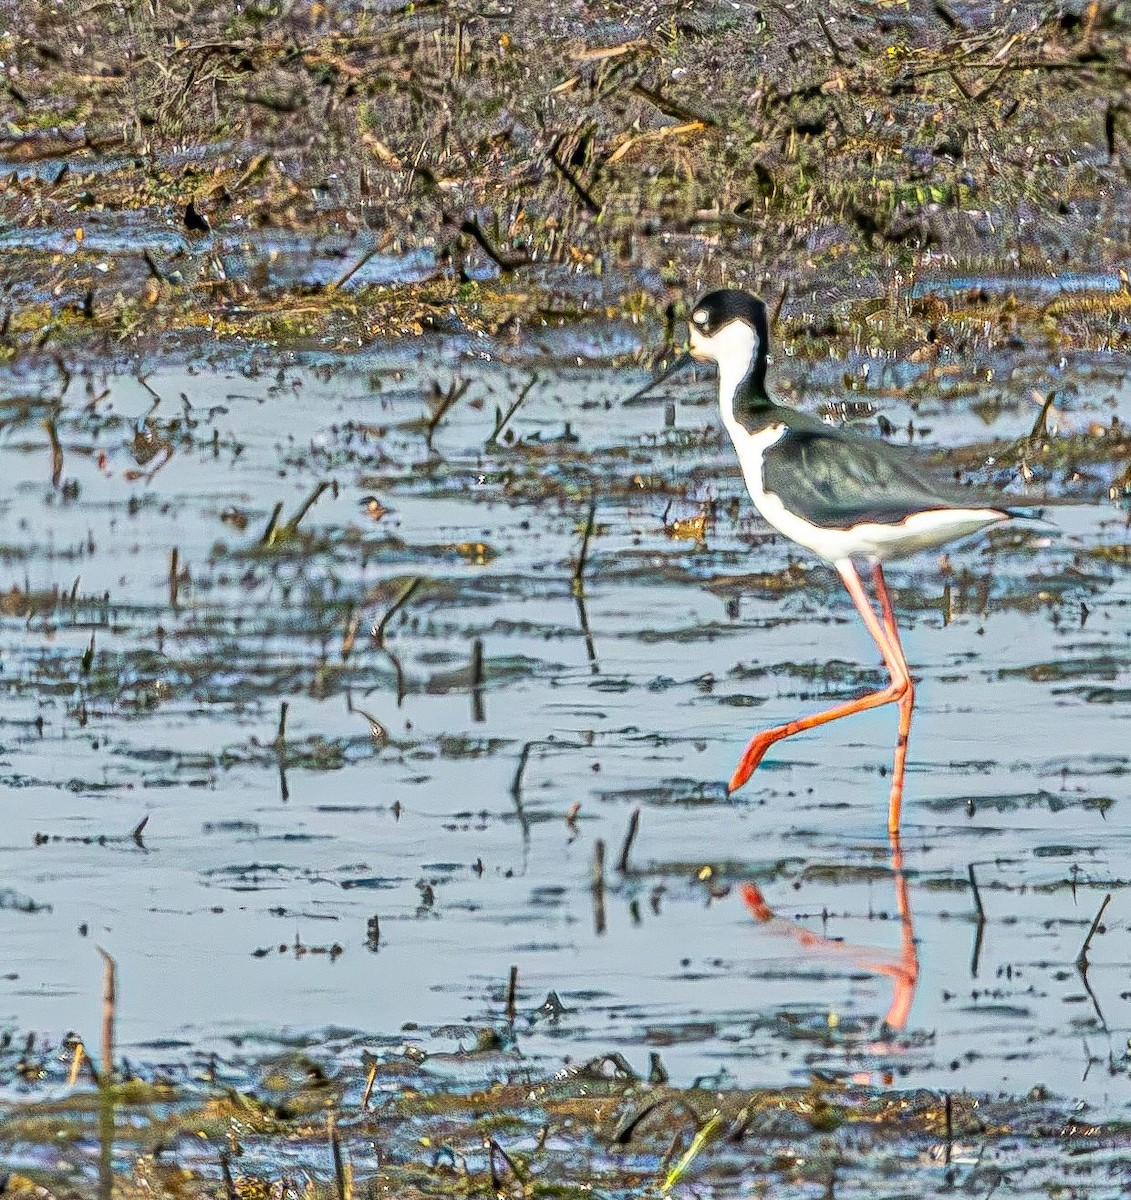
[3,0,1131,1194]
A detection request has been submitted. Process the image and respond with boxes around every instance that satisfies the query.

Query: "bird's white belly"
[722,420,1005,563]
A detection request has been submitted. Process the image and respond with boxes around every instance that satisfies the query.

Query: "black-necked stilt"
[637,288,1026,834]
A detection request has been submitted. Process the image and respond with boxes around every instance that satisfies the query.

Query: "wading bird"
[634,289,1027,834]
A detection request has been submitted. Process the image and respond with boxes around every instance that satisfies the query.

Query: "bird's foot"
[727,732,777,794]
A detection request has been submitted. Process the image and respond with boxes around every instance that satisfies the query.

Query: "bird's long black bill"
[622,351,694,405]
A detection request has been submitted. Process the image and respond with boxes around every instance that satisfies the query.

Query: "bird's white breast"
[719,415,1006,563]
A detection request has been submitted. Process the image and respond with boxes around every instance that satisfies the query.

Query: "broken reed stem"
[131,815,149,847]
[458,217,531,272]
[967,863,986,924]
[616,807,641,874]
[283,479,336,536]
[571,494,597,597]
[331,231,393,290]
[591,838,607,935]
[372,576,423,645]
[510,741,533,799]
[486,374,537,447]
[470,638,484,686]
[341,607,360,662]
[97,947,116,1085]
[471,637,485,722]
[219,1151,237,1200]
[489,1138,526,1187]
[505,964,518,1021]
[1076,892,1112,970]
[168,547,179,607]
[328,1111,350,1200]
[1028,389,1058,442]
[277,700,289,744]
[425,379,470,447]
[259,500,284,546]
[547,137,602,214]
[360,1060,378,1111]
[68,1040,85,1087]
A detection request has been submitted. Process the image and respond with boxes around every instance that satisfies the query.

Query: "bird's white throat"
[705,320,761,421]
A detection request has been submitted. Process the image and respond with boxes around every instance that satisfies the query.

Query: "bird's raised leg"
[728,559,912,817]
[871,562,915,835]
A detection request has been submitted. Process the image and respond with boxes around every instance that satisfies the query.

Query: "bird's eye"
[691,310,708,326]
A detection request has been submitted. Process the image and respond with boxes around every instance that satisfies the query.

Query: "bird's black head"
[687,289,770,406]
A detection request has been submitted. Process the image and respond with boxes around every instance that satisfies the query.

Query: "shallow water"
[1,338,1129,1114]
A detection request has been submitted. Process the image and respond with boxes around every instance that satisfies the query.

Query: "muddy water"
[1,337,1129,1111]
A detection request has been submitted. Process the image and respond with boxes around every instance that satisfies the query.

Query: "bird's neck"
[717,339,770,433]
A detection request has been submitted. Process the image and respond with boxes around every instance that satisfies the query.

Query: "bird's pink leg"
[728,560,912,829]
[871,562,915,836]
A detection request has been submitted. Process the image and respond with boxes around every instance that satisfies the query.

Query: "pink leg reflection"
[740,834,918,1031]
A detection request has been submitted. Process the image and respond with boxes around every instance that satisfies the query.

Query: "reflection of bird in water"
[740,833,918,1033]
[633,289,1031,834]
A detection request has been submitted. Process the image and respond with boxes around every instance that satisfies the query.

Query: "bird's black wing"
[761,427,1011,529]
